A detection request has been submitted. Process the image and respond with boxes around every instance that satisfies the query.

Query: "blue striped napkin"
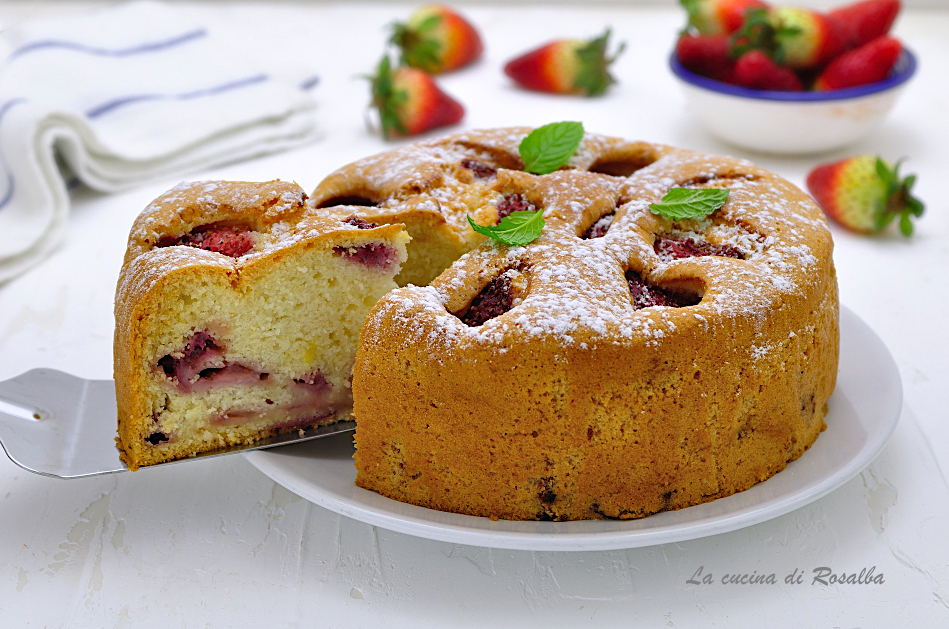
[0,0,321,282]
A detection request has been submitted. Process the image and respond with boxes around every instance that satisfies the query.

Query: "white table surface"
[1,2,947,627]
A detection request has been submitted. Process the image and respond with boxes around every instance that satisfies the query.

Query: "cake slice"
[114,180,409,470]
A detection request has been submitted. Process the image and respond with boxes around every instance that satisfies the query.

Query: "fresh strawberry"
[814,36,902,90]
[367,55,464,140]
[676,34,737,82]
[829,0,901,50]
[731,6,846,70]
[806,156,924,236]
[389,4,483,74]
[504,29,625,96]
[680,0,768,35]
[733,49,802,90]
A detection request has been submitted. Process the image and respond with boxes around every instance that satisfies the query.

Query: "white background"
[1,2,947,627]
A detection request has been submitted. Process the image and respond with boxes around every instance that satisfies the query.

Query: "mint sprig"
[467,121,583,246]
[468,210,545,246]
[649,188,730,220]
[519,121,584,175]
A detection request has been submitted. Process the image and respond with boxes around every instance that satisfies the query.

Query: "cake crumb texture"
[114,180,409,469]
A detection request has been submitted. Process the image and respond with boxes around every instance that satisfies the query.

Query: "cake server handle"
[0,369,355,479]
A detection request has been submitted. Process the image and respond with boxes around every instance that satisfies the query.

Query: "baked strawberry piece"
[496,194,537,223]
[582,213,614,239]
[156,223,256,258]
[334,242,401,271]
[459,268,528,326]
[654,234,745,260]
[626,270,701,309]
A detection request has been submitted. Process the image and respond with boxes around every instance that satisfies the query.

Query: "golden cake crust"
[350,129,839,521]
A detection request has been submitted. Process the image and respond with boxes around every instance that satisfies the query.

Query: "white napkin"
[0,0,321,282]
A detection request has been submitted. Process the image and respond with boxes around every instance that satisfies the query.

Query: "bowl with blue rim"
[669,47,917,155]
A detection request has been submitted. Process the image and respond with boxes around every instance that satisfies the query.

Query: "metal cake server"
[0,369,355,479]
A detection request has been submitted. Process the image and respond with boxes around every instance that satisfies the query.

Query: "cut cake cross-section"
[114,180,409,470]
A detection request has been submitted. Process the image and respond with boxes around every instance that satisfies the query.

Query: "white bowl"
[669,48,917,155]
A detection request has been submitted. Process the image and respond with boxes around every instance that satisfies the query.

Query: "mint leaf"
[519,122,584,175]
[649,188,730,220]
[468,211,545,246]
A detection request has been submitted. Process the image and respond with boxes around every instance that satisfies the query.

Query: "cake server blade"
[0,369,355,479]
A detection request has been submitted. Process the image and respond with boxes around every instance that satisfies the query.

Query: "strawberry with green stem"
[504,29,625,96]
[366,55,464,140]
[680,0,768,36]
[806,156,924,236]
[389,4,483,74]
[730,6,846,70]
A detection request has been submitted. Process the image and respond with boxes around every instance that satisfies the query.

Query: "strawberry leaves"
[649,188,730,220]
[390,14,443,73]
[876,158,925,236]
[367,55,407,139]
[388,6,482,74]
[365,54,464,140]
[729,7,801,65]
[519,121,585,175]
[504,29,625,96]
[573,29,626,96]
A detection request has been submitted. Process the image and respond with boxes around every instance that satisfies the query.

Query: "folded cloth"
[0,0,321,282]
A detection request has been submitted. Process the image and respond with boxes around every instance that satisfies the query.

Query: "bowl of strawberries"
[671,0,916,154]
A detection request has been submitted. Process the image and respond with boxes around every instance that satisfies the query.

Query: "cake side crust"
[351,134,839,521]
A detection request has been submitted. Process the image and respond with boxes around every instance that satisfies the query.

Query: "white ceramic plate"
[246,306,902,551]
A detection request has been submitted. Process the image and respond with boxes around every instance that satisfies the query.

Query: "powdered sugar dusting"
[361,130,834,355]
[117,180,408,317]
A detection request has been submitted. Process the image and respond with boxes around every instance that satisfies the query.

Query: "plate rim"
[245,305,902,551]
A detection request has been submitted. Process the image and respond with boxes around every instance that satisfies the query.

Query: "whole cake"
[114,180,409,470]
[347,128,839,521]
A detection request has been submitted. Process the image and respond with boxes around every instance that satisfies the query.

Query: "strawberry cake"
[114,128,838,524]
[342,128,839,521]
[114,180,408,470]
